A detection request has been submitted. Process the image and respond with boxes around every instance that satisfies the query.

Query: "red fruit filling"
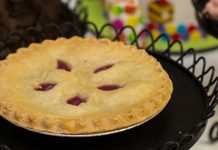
[35,83,56,91]
[57,60,71,71]
[67,96,86,106]
[98,85,121,91]
[94,64,114,73]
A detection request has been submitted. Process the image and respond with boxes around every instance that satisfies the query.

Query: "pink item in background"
[204,0,218,20]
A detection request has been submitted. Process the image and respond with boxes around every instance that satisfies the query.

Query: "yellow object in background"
[166,23,177,34]
[190,30,201,41]
[151,30,161,39]
[126,16,138,27]
[148,0,174,24]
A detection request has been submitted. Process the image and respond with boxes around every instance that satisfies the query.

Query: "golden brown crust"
[0,36,173,134]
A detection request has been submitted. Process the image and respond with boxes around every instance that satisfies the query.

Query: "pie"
[0,37,173,134]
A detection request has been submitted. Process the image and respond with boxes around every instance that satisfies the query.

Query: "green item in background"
[81,0,110,36]
[112,5,123,16]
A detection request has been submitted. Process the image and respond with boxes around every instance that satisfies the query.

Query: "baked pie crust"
[0,37,173,134]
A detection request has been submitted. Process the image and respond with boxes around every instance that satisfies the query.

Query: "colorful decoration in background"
[147,0,218,52]
[145,0,218,52]
[146,22,205,42]
[104,0,145,43]
[80,0,218,52]
[148,0,174,23]
[146,0,207,42]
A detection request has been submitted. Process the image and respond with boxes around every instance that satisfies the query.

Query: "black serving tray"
[0,23,217,150]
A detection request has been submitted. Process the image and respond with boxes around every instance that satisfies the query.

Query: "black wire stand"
[209,122,218,142]
[0,22,217,150]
